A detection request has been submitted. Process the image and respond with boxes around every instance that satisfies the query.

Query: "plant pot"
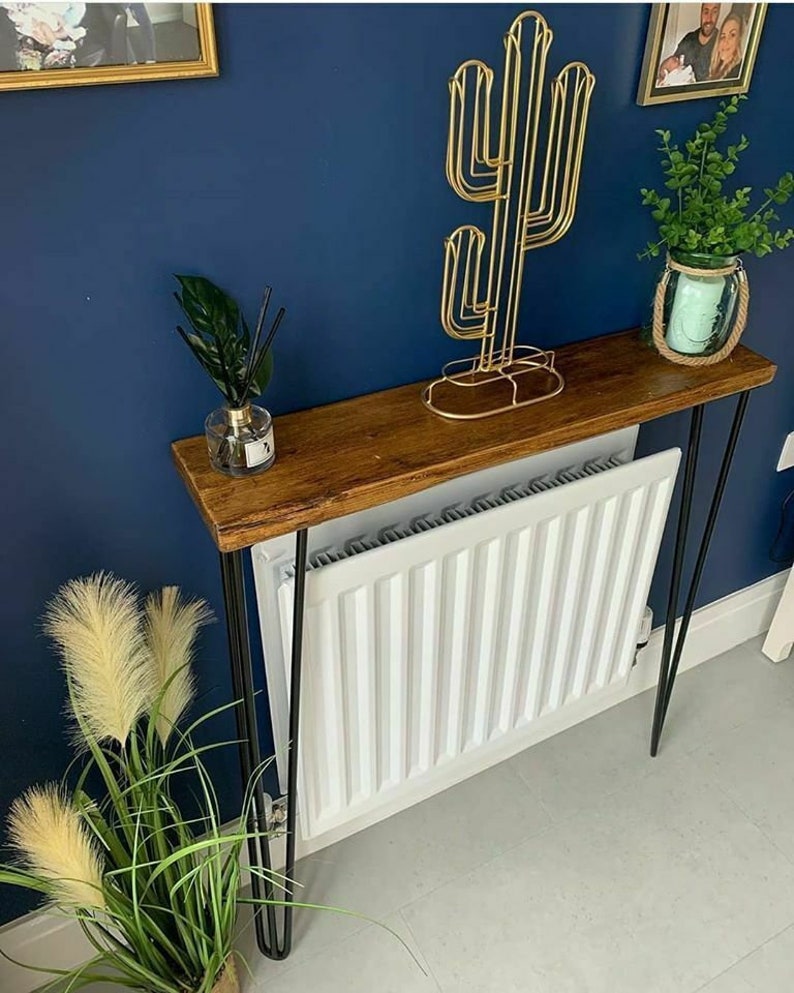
[209,958,239,993]
[651,251,749,366]
[205,403,276,477]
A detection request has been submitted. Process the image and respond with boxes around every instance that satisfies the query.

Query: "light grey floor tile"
[614,640,794,762]
[246,914,438,993]
[246,761,548,976]
[691,704,794,863]
[507,690,651,822]
[652,640,794,757]
[525,918,736,993]
[403,757,794,993]
[508,641,794,822]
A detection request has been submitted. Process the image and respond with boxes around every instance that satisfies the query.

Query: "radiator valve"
[633,606,654,666]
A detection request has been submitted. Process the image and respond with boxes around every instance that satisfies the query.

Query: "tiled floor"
[241,637,794,993]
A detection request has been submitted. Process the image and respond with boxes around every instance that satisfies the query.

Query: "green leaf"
[174,276,240,347]
[173,275,281,406]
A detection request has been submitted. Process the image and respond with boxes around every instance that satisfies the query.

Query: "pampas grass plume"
[144,587,212,744]
[8,785,106,911]
[43,573,154,746]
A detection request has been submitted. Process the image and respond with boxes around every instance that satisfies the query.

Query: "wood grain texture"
[172,330,776,552]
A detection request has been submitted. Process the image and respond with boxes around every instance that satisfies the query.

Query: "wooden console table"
[172,328,776,960]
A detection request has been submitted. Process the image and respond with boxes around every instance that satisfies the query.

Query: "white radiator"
[252,428,680,849]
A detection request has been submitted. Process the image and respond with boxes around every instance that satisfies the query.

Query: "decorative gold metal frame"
[636,4,768,107]
[0,4,217,92]
[423,10,595,421]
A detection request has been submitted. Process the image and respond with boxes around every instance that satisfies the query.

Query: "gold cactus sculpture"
[423,11,595,420]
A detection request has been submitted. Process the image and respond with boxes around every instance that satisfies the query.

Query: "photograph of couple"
[638,3,767,105]
[0,3,216,90]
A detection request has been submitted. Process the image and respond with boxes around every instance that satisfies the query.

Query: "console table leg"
[219,527,309,960]
[280,526,308,958]
[650,390,751,756]
[650,405,703,756]
[219,549,278,957]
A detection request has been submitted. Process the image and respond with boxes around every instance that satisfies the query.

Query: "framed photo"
[637,3,767,105]
[0,3,217,92]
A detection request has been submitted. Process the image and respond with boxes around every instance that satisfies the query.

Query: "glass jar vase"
[656,251,742,357]
[205,403,276,477]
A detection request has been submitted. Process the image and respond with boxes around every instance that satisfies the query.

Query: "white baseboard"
[1,569,788,993]
[631,568,789,693]
[0,909,95,993]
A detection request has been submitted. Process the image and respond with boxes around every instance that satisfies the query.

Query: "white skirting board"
[0,568,788,993]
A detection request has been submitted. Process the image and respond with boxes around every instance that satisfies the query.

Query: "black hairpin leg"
[219,527,309,960]
[650,391,751,756]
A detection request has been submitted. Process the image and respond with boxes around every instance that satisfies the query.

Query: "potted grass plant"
[639,94,793,365]
[0,575,300,993]
[174,276,286,477]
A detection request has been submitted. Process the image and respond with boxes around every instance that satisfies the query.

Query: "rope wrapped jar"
[652,252,749,367]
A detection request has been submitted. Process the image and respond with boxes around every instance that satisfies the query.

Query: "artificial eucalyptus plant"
[174,276,285,408]
[639,95,794,261]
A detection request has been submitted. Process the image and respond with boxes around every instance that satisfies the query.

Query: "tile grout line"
[396,815,560,918]
[704,769,794,871]
[396,907,445,992]
[430,727,706,914]
[691,920,794,992]
[247,914,410,990]
[692,714,794,870]
[369,763,564,926]
[249,765,560,986]
[501,753,557,824]
[506,716,711,832]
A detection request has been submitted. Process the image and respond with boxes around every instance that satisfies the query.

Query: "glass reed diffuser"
[174,275,285,476]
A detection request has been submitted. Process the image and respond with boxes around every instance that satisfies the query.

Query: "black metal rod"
[650,405,704,757]
[219,529,309,960]
[661,391,751,723]
[219,550,278,957]
[279,527,309,958]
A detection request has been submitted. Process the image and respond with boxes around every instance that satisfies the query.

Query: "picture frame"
[637,3,767,106]
[0,3,217,92]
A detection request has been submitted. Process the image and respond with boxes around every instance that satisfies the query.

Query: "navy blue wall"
[1,4,793,924]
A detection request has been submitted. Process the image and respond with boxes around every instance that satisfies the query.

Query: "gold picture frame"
[0,3,217,92]
[637,3,767,106]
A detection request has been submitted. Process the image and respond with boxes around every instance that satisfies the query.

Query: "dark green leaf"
[173,275,283,404]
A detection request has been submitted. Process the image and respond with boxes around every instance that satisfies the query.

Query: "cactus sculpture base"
[422,345,564,421]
